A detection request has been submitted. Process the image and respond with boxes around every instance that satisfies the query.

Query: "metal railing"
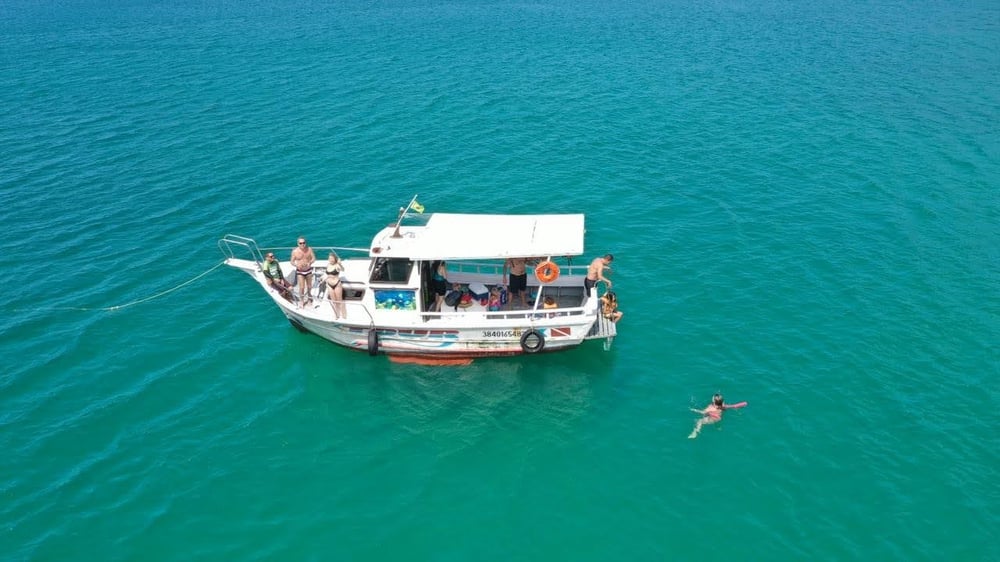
[218,234,265,264]
[221,236,602,328]
[446,257,590,279]
[298,295,376,327]
[418,305,590,322]
[271,245,371,259]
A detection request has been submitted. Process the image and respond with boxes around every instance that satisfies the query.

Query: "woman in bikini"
[430,261,448,312]
[688,394,725,439]
[600,291,623,323]
[326,252,345,319]
[487,286,502,312]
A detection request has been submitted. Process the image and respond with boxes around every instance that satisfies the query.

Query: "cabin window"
[374,289,417,310]
[370,258,413,284]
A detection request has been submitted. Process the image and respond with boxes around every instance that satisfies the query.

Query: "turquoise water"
[2,0,998,559]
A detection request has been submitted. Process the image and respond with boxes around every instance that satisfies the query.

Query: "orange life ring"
[535,260,560,284]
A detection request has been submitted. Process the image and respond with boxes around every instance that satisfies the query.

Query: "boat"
[218,196,617,359]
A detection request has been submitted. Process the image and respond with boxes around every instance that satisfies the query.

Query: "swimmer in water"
[688,393,725,439]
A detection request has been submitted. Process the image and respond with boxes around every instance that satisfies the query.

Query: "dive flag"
[411,201,425,213]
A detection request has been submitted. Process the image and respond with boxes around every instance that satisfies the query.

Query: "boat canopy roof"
[370,213,586,260]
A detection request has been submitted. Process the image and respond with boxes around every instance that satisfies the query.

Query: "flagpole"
[391,193,420,238]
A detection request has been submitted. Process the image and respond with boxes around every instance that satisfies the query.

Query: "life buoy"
[519,329,545,354]
[535,261,560,284]
[367,330,379,356]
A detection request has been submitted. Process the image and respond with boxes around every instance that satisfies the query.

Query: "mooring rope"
[13,260,230,313]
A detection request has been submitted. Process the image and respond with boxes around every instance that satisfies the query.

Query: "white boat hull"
[284,307,590,357]
[219,212,617,360]
[226,256,608,358]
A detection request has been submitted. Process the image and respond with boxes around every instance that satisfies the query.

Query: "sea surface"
[1,0,997,560]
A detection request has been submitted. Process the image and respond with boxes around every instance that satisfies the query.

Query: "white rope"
[14,260,229,312]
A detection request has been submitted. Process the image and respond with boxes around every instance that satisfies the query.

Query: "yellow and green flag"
[411,201,425,213]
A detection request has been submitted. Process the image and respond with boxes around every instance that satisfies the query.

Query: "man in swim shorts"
[291,237,316,306]
[585,254,613,297]
[503,257,530,309]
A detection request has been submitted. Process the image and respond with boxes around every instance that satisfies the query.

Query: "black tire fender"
[519,329,545,354]
[367,330,379,356]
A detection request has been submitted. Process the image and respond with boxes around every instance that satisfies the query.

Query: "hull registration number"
[482,329,522,339]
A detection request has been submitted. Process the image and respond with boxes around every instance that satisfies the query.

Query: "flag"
[411,201,425,213]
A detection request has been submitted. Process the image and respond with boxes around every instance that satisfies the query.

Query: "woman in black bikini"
[326,252,345,319]
[430,261,448,312]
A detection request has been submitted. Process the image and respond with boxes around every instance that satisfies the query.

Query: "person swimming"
[688,393,726,439]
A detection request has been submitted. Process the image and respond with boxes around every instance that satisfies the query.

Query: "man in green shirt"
[262,252,293,301]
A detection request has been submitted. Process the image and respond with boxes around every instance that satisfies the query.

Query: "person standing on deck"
[585,254,613,297]
[291,237,316,306]
[503,257,530,309]
[430,260,449,312]
[325,251,346,319]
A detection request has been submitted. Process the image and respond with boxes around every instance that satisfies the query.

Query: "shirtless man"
[688,394,725,439]
[585,254,613,297]
[503,257,530,308]
[291,237,316,305]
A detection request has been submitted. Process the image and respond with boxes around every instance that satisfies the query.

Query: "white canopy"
[370,213,586,260]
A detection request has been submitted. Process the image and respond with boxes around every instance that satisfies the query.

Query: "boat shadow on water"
[346,355,612,440]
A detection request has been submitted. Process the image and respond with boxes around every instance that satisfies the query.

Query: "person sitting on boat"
[430,260,449,312]
[291,237,316,306]
[487,286,502,312]
[443,282,464,311]
[262,253,293,301]
[325,252,346,319]
[542,295,559,317]
[600,291,623,323]
[585,254,613,296]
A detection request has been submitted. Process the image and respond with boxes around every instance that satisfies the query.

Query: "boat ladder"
[584,309,617,350]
